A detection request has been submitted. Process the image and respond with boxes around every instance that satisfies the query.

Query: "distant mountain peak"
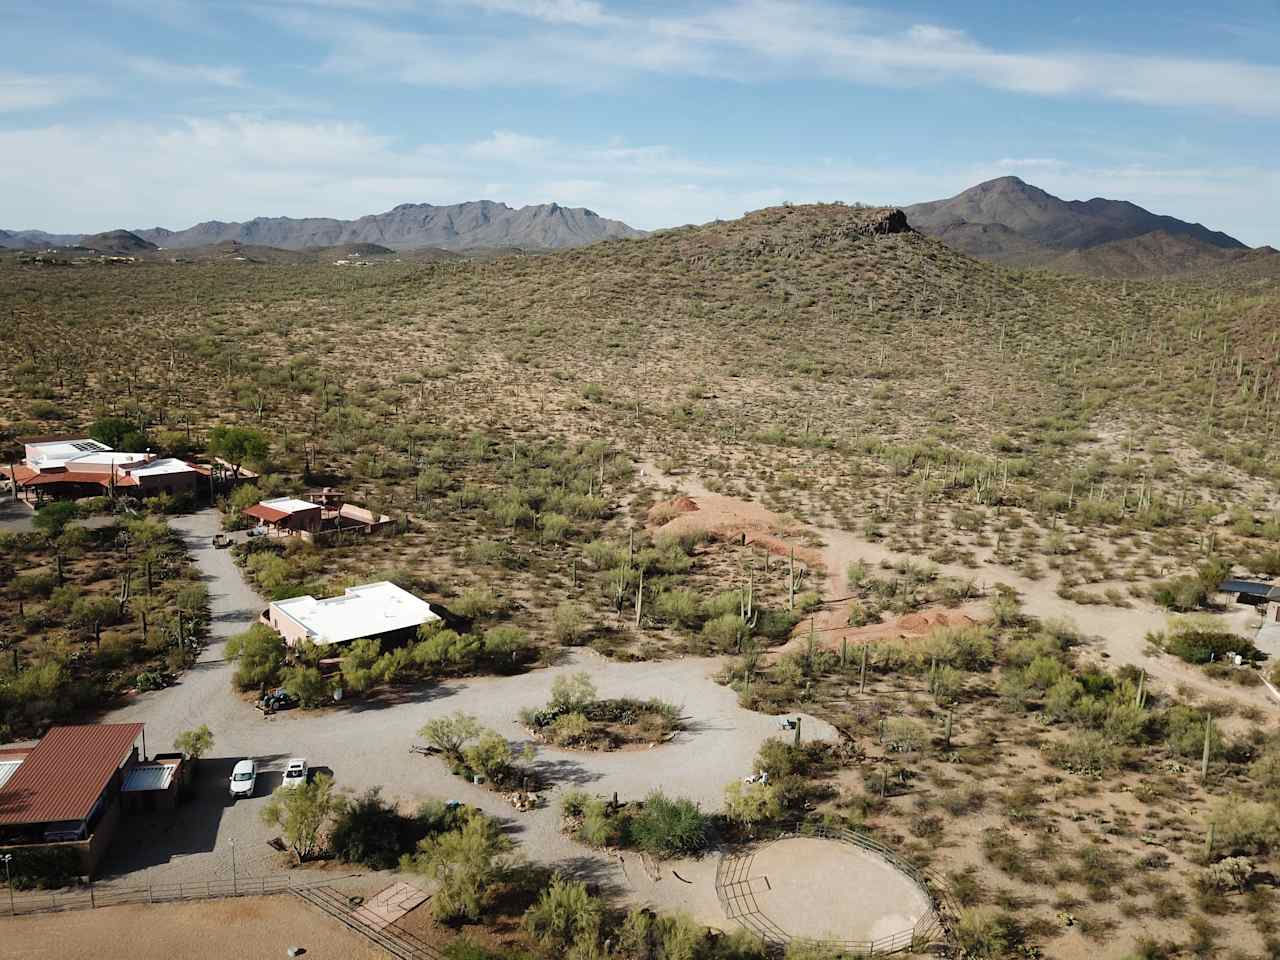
[122,200,642,252]
[903,177,1248,277]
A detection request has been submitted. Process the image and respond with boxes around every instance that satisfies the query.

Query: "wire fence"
[1,873,332,918]
[294,885,442,960]
[714,821,955,956]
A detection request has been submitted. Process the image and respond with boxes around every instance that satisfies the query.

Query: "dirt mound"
[897,611,976,633]
[670,496,699,513]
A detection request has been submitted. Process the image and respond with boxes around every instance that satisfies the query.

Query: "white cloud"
[124,56,245,88]
[0,74,92,112]
[272,0,1280,115]
[456,0,613,26]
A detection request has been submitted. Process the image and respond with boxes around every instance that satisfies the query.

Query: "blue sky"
[2,0,1277,244]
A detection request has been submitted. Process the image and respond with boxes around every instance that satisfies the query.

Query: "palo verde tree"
[207,425,269,480]
[260,773,343,862]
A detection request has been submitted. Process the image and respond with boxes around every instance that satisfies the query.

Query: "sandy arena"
[722,836,933,944]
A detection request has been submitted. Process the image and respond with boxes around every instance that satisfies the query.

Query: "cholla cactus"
[1206,856,1254,892]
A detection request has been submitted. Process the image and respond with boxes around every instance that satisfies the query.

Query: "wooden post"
[1206,821,1216,858]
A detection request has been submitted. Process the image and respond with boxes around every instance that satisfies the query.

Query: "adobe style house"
[243,490,393,542]
[9,435,206,503]
[243,496,324,536]
[0,723,173,879]
[265,581,440,649]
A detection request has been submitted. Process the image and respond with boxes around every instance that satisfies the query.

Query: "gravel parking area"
[98,508,837,897]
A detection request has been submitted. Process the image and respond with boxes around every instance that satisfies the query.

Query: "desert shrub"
[401,812,516,922]
[340,637,382,693]
[655,588,703,627]
[629,791,711,857]
[524,875,604,950]
[282,665,330,707]
[1207,796,1280,855]
[550,671,598,712]
[482,626,531,666]
[552,602,589,645]
[453,587,502,620]
[413,628,481,670]
[1163,619,1261,665]
[1044,731,1122,778]
[884,717,927,753]
[7,846,82,889]
[954,908,1023,958]
[225,624,284,690]
[579,798,625,848]
[420,712,483,764]
[331,788,414,869]
[1162,705,1221,759]
[462,731,515,783]
[548,711,592,746]
[724,780,783,831]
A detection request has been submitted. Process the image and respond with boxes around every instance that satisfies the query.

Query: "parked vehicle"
[230,759,257,799]
[257,688,296,714]
[212,533,230,549]
[281,758,308,790]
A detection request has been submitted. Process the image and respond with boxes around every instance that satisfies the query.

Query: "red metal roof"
[243,503,290,523]
[0,723,143,825]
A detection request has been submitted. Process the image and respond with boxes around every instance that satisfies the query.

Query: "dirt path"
[640,465,1275,711]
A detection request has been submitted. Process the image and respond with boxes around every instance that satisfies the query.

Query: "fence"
[1,873,331,918]
[714,822,955,956]
[293,885,442,960]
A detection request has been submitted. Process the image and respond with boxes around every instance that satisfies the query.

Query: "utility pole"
[229,839,237,896]
[2,853,13,915]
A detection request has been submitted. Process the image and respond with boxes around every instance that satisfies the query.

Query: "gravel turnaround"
[98,508,838,899]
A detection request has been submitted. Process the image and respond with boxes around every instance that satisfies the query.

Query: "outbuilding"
[265,581,441,649]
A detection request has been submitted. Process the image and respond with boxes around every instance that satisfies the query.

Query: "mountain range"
[4,179,1273,278]
[0,200,643,253]
[901,176,1268,277]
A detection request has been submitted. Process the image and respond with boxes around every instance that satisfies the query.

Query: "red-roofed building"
[8,435,208,504]
[0,723,145,879]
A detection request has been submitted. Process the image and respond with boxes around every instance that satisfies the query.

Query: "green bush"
[330,788,412,869]
[8,846,82,889]
[524,875,603,950]
[282,665,329,707]
[225,624,284,690]
[629,791,711,857]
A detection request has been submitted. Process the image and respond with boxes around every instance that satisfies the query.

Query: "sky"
[1,0,1278,245]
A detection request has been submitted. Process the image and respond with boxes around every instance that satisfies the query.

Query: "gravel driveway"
[100,508,837,898]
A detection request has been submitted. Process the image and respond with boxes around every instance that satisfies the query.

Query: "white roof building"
[23,438,112,468]
[126,457,201,478]
[259,496,321,515]
[269,581,440,648]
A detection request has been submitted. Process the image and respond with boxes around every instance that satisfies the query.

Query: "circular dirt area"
[719,836,934,945]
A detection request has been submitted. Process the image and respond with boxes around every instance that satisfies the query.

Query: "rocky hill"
[81,230,158,254]
[133,200,643,252]
[903,177,1251,276]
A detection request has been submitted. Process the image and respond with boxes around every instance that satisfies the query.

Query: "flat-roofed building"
[266,581,440,649]
[11,435,205,503]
